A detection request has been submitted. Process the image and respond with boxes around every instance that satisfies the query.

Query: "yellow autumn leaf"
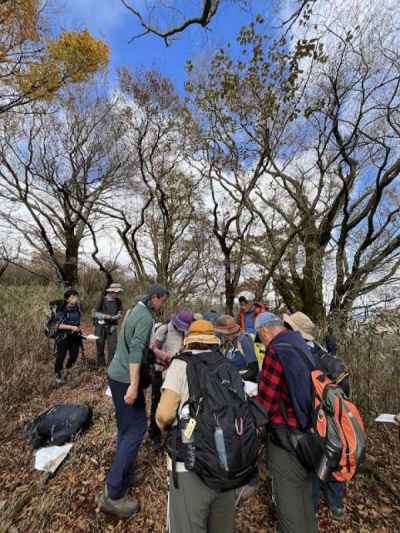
[16,30,109,99]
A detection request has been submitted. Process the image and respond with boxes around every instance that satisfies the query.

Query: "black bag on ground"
[27,404,92,449]
[167,351,267,491]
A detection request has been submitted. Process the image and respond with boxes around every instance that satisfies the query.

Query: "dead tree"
[186,23,322,312]
[252,18,400,324]
[0,89,126,286]
[122,0,316,45]
[101,69,207,297]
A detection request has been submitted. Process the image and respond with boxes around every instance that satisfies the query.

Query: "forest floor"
[1,327,400,533]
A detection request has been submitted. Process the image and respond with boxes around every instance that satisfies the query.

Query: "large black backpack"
[168,350,265,491]
[27,404,92,449]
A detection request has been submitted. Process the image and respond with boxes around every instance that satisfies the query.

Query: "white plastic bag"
[34,443,73,474]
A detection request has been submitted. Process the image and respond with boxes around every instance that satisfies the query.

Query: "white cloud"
[293,0,400,47]
[62,0,127,32]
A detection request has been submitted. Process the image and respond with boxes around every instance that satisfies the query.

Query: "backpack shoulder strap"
[274,342,316,372]
[172,351,192,364]
[174,351,220,404]
[153,323,168,348]
[122,308,133,352]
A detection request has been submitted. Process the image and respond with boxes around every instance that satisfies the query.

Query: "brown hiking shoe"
[97,485,139,518]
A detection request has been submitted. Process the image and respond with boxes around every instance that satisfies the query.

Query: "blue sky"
[59,0,282,93]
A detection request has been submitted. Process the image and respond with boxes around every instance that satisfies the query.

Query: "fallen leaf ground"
[1,334,399,532]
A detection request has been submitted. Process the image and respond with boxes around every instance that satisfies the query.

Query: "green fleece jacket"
[108,301,154,384]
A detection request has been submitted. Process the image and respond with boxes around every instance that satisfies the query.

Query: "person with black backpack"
[283,311,349,521]
[54,289,82,385]
[97,284,169,520]
[93,283,124,367]
[255,312,318,533]
[156,319,265,533]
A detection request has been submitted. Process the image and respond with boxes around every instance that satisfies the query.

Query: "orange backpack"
[312,370,366,482]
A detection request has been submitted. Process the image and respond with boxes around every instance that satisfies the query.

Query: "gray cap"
[147,283,169,298]
[255,312,282,331]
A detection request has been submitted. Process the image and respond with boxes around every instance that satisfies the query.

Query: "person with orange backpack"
[255,312,366,532]
[255,312,318,533]
[283,312,350,520]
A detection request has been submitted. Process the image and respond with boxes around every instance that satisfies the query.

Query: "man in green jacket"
[97,284,169,519]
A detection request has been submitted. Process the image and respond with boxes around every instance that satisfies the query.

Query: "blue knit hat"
[204,310,218,324]
[255,312,281,331]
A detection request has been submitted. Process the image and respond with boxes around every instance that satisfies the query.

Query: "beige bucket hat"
[282,311,316,341]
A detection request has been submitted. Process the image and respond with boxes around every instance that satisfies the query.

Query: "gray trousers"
[95,324,118,366]
[167,470,235,533]
[267,439,317,533]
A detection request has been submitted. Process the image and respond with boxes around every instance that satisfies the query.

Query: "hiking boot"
[55,373,66,385]
[97,485,139,519]
[128,467,145,487]
[330,506,345,521]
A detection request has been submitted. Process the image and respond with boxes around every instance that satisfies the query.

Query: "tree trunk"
[225,284,235,315]
[272,238,326,324]
[223,255,236,314]
[272,275,302,314]
[0,261,8,280]
[328,294,354,333]
[254,274,270,303]
[301,241,326,324]
[63,233,79,287]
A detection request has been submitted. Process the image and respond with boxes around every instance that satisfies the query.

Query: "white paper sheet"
[83,334,99,341]
[244,380,258,397]
[34,443,73,473]
[375,414,397,424]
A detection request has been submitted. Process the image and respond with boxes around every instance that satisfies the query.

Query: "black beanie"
[64,288,79,301]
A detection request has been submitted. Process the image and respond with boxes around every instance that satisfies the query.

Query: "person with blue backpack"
[54,289,82,385]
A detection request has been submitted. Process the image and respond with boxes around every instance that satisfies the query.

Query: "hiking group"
[47,284,366,533]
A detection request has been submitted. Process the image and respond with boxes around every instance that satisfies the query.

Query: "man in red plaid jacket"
[255,312,317,533]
